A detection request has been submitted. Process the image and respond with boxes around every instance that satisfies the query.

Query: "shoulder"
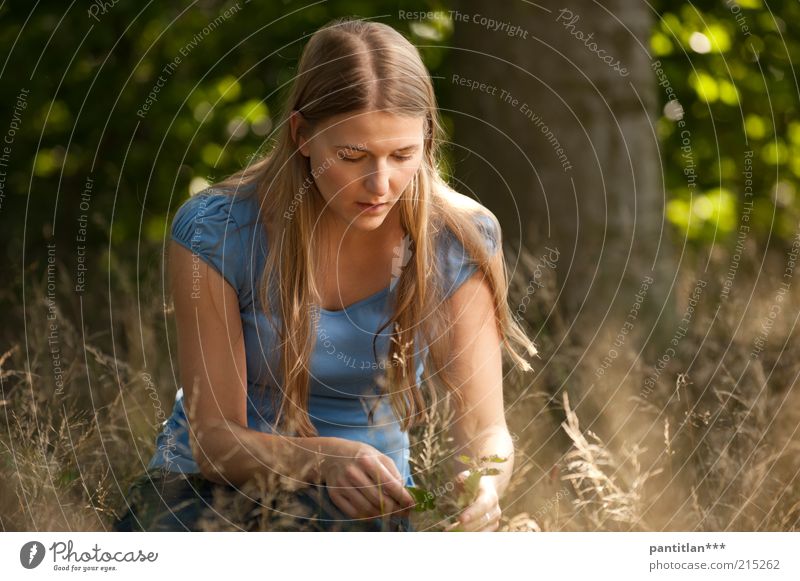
[436,186,501,257]
[171,187,258,240]
[170,187,259,291]
[434,187,501,297]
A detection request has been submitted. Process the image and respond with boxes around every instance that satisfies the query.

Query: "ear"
[289,110,310,157]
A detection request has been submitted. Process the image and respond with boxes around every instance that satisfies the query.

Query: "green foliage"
[5,0,799,287]
[0,0,447,276]
[406,453,507,531]
[651,0,800,246]
[406,485,436,511]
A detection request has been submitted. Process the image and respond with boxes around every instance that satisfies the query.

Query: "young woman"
[114,17,536,532]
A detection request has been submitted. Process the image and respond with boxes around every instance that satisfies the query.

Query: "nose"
[365,158,391,197]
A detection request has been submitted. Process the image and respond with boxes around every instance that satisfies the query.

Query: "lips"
[356,202,386,209]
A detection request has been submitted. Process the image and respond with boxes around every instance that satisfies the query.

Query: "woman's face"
[292,109,425,234]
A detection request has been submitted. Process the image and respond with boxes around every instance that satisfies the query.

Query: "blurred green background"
[2,0,797,279]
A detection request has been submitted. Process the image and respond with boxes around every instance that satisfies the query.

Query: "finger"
[370,467,412,515]
[454,510,491,532]
[444,519,463,532]
[327,488,360,520]
[455,494,498,532]
[459,486,497,523]
[367,461,407,509]
[328,478,377,519]
[470,508,501,532]
[478,521,500,532]
[477,511,502,532]
[369,457,415,509]
[338,487,380,519]
[375,455,416,510]
[345,468,398,515]
[373,453,404,484]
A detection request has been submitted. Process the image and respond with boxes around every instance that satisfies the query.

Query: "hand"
[445,470,502,532]
[320,439,416,521]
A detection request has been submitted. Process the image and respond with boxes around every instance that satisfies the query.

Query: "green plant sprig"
[405,453,508,530]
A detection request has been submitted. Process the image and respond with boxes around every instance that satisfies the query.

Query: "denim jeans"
[112,469,412,532]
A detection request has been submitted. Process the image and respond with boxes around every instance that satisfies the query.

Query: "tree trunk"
[449,0,676,352]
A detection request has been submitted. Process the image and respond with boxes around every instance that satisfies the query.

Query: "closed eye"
[341,154,414,162]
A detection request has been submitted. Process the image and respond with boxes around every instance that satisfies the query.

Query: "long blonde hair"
[210,17,537,437]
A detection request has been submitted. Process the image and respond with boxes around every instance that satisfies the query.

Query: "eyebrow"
[334,144,420,153]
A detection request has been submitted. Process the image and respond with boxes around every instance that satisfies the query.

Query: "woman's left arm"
[443,258,514,532]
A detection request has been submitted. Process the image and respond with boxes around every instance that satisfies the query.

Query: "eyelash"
[341,154,414,162]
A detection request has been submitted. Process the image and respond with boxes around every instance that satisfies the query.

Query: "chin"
[350,216,386,230]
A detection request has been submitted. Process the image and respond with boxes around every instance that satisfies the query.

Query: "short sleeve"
[438,212,500,298]
[170,190,246,292]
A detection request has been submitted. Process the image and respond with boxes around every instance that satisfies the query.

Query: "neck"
[318,204,402,251]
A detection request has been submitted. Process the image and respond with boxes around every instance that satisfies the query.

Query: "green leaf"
[406,486,436,511]
[456,470,483,507]
[457,454,473,466]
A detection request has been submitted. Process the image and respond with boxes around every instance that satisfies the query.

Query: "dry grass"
[2,243,799,531]
[484,241,800,532]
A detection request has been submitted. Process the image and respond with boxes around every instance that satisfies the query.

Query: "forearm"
[192,420,341,488]
[452,425,515,497]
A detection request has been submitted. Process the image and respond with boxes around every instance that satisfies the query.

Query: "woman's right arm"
[169,241,415,517]
[169,240,333,489]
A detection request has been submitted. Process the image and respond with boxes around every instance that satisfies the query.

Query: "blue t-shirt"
[148,187,499,488]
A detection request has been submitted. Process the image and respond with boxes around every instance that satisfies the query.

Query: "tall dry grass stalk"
[2,241,799,531]
[496,240,800,532]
